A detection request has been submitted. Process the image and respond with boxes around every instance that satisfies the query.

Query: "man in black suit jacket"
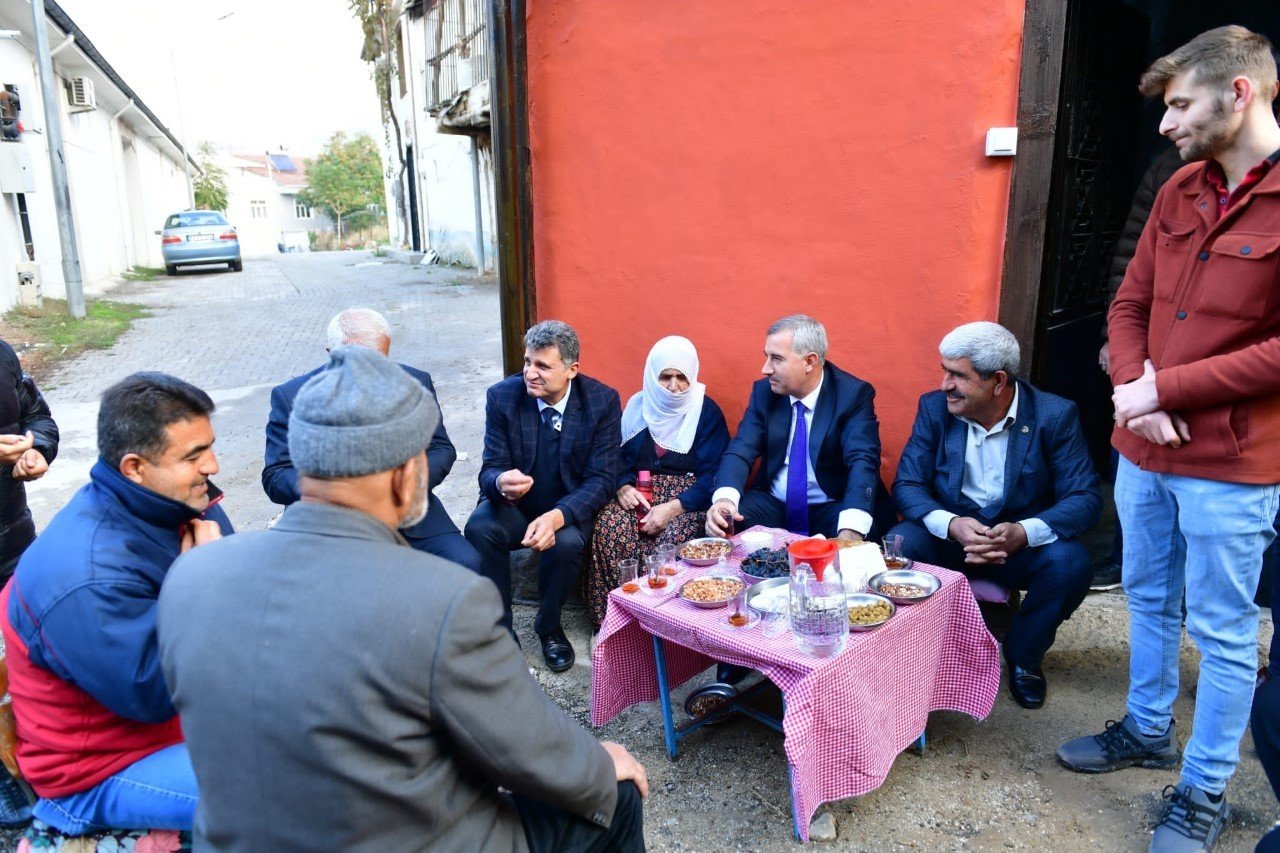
[707,314,893,542]
[262,309,480,571]
[465,320,621,673]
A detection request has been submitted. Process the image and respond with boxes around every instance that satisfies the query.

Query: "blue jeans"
[1117,457,1280,794]
[32,744,197,834]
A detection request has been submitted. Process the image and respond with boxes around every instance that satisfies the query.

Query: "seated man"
[890,322,1100,709]
[706,314,893,541]
[465,320,621,673]
[159,346,646,852]
[262,307,480,571]
[1,372,231,834]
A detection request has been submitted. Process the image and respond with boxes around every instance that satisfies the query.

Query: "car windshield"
[165,212,228,228]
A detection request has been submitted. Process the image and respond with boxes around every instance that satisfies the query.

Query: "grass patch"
[1,299,147,380]
[121,265,166,281]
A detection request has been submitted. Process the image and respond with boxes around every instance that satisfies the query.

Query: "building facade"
[220,151,332,257]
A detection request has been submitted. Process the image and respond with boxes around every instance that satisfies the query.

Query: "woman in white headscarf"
[587,336,730,627]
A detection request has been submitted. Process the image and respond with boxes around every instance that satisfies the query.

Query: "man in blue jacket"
[890,322,1100,710]
[2,372,232,834]
[262,308,479,571]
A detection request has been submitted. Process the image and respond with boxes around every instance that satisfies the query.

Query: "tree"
[299,132,384,243]
[192,142,228,212]
[350,0,407,241]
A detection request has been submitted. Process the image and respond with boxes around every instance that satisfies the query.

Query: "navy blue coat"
[262,362,461,540]
[477,374,621,528]
[892,379,1101,539]
[716,361,892,524]
[616,396,730,512]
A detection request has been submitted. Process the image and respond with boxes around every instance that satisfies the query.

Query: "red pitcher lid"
[787,538,838,581]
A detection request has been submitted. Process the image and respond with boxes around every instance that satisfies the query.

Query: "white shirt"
[536,380,571,427]
[921,385,1056,547]
[713,373,873,535]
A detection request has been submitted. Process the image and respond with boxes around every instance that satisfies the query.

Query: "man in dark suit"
[262,308,480,571]
[464,320,621,672]
[890,321,1100,710]
[706,314,893,542]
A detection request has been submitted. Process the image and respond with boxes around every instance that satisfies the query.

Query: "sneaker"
[0,768,32,828]
[1149,783,1229,852]
[1090,557,1123,591]
[1056,714,1179,773]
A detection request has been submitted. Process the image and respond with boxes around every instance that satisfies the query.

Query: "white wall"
[222,157,333,257]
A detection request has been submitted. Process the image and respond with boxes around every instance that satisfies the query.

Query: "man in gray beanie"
[158,346,647,852]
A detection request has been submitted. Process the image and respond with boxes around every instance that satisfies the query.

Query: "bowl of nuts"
[678,575,746,609]
[867,568,941,605]
[679,537,733,567]
[846,592,896,631]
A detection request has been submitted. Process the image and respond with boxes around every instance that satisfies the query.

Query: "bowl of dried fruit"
[846,592,896,631]
[679,537,733,567]
[678,575,746,609]
[867,568,941,605]
[739,545,791,582]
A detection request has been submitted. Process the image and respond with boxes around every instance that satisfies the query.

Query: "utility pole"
[30,0,85,318]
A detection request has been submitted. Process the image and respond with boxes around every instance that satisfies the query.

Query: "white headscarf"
[620,336,706,455]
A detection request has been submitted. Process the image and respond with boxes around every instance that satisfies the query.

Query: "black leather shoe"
[540,629,575,673]
[1007,661,1046,709]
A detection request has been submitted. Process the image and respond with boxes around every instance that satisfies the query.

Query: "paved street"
[16,253,1280,850]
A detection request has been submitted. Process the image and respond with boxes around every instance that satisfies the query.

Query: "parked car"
[158,210,242,274]
[277,230,310,253]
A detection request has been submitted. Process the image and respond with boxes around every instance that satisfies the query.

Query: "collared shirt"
[536,380,572,427]
[921,385,1056,547]
[712,372,872,535]
[1205,148,1280,219]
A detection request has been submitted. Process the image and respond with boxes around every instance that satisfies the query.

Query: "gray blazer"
[158,502,616,852]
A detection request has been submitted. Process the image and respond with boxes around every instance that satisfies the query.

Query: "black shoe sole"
[1055,753,1180,774]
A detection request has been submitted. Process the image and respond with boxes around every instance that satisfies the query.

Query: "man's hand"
[616,484,651,512]
[521,509,565,552]
[180,519,223,553]
[497,469,534,502]
[0,431,34,465]
[640,500,683,536]
[948,516,1006,564]
[1113,359,1161,426]
[1098,341,1110,373]
[600,741,649,798]
[11,448,48,482]
[705,500,742,537]
[1127,410,1191,448]
[986,522,1028,559]
[836,529,865,542]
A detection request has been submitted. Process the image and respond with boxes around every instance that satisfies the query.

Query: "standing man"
[890,322,1100,709]
[1057,27,1280,852]
[1,372,231,835]
[705,314,893,542]
[464,320,621,673]
[160,346,645,852]
[263,308,480,571]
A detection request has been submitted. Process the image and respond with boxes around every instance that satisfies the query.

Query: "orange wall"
[526,1,1026,476]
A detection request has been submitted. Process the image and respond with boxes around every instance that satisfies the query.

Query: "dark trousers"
[515,780,645,853]
[890,519,1090,669]
[464,498,586,636]
[1254,678,1280,852]
[739,492,860,539]
[1267,510,1280,674]
[407,529,483,573]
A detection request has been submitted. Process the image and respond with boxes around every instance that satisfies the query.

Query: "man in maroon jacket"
[1057,26,1280,853]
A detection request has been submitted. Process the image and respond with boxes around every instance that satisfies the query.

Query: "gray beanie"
[288,345,440,478]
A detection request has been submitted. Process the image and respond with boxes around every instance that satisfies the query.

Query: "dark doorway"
[406,142,422,253]
[1034,0,1280,470]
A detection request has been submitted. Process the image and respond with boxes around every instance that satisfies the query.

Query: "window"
[295,201,312,219]
[165,211,228,228]
[250,200,267,219]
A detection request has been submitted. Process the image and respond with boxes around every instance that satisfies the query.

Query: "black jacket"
[0,339,58,563]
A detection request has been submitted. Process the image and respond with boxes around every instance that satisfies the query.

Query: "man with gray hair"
[890,321,1100,710]
[465,320,621,673]
[161,346,646,851]
[262,308,480,571]
[707,313,893,542]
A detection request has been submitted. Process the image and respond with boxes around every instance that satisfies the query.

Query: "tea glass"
[618,558,639,593]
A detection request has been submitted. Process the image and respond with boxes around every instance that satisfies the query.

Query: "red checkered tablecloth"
[590,527,1002,841]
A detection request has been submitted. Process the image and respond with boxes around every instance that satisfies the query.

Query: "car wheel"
[230,260,243,272]
[165,265,178,276]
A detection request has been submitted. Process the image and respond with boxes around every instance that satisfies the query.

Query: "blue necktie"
[541,407,562,433]
[785,400,809,534]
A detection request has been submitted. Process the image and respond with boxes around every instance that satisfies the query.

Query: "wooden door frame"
[998,0,1071,376]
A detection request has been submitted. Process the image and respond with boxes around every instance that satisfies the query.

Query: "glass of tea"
[727,590,750,627]
[657,543,679,575]
[882,534,908,569]
[646,555,668,589]
[618,558,639,593]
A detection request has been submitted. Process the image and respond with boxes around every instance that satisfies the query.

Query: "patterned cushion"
[19,819,191,852]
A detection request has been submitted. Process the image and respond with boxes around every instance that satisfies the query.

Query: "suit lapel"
[807,367,834,468]
[518,392,539,471]
[559,381,583,484]
[995,381,1034,516]
[766,392,789,477]
[944,412,967,502]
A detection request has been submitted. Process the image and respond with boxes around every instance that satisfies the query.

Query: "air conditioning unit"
[66,77,95,112]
